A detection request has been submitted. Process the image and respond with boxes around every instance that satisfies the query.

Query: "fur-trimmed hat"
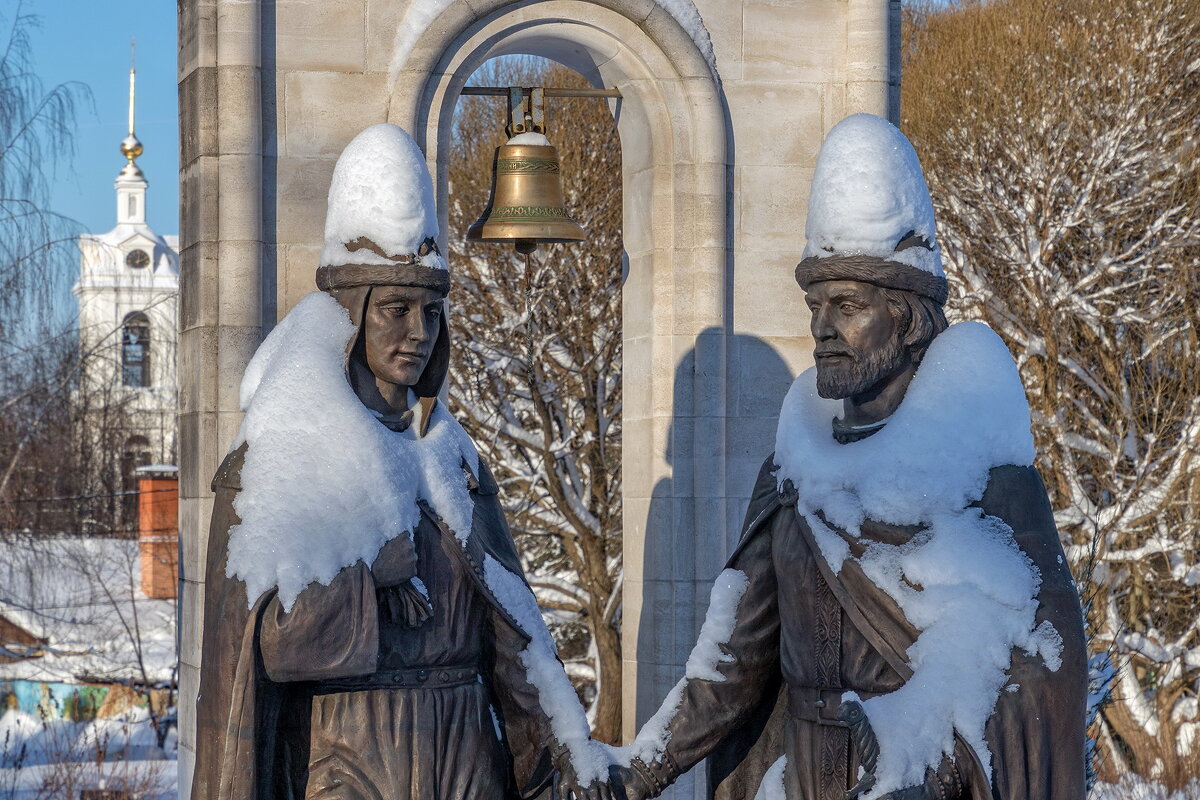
[316,124,449,295]
[795,114,947,305]
[316,124,450,431]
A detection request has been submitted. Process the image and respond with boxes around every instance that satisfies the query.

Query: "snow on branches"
[903,0,1200,780]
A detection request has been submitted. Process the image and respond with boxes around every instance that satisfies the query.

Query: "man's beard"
[815,337,908,400]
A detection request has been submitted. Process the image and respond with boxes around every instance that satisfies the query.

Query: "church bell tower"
[73,43,181,526]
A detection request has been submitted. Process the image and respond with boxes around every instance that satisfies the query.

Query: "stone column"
[177,0,264,795]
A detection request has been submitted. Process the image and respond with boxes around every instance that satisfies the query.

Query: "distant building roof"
[0,536,175,685]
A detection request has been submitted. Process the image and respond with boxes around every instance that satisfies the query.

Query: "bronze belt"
[311,664,479,693]
[789,686,850,727]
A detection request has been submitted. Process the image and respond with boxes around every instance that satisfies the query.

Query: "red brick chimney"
[137,467,179,600]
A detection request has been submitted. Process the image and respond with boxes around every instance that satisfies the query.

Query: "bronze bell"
[466,141,585,253]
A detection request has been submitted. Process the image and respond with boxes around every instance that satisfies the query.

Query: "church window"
[122,312,151,387]
[129,194,137,219]
[125,248,150,269]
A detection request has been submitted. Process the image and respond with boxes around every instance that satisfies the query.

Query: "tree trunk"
[590,614,623,744]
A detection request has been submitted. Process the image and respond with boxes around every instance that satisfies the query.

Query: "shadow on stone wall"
[633,329,793,733]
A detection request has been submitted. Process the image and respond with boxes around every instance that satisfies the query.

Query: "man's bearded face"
[362,285,445,388]
[805,280,908,400]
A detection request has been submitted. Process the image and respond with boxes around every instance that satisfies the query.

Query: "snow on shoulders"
[228,292,477,610]
[776,321,1034,530]
[802,114,942,276]
[773,321,1054,798]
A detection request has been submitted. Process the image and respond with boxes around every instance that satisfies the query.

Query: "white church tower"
[74,54,179,514]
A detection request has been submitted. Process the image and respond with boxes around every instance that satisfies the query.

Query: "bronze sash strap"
[792,510,995,800]
[788,686,850,726]
[310,664,480,693]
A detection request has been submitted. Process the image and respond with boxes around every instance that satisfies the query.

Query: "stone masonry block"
[180,240,219,333]
[178,575,205,667]
[180,156,219,252]
[276,0,366,72]
[283,71,389,158]
[731,252,809,339]
[216,66,262,155]
[736,164,814,249]
[178,325,220,416]
[179,67,218,166]
[743,0,847,83]
[274,156,336,245]
[728,82,824,167]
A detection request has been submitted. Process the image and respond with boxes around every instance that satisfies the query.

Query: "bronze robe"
[192,445,561,800]
[639,456,1087,800]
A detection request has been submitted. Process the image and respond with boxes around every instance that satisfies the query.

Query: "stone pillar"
[177,0,264,796]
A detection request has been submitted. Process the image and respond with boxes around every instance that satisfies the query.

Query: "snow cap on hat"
[316,123,449,293]
[795,114,947,305]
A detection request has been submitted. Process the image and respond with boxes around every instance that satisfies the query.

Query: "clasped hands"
[553,759,652,800]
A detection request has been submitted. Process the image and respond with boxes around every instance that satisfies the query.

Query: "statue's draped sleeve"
[257,562,379,681]
[978,465,1088,800]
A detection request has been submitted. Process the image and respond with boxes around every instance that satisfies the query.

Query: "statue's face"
[806,280,907,400]
[362,285,445,388]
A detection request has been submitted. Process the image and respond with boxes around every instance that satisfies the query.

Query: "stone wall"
[177,1,899,796]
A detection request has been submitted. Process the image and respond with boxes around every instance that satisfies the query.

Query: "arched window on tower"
[122,311,151,387]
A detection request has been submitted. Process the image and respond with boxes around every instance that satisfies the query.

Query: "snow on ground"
[230,291,479,611]
[319,124,444,270]
[801,114,942,276]
[1,708,176,799]
[1090,777,1200,800]
[0,536,175,685]
[388,0,718,83]
[775,322,1053,797]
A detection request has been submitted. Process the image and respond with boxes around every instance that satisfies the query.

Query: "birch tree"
[903,0,1200,783]
[447,57,624,743]
[0,6,100,538]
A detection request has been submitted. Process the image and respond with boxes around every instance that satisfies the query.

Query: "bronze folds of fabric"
[795,253,949,305]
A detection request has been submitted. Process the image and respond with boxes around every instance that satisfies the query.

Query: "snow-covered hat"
[795,114,947,305]
[315,123,449,294]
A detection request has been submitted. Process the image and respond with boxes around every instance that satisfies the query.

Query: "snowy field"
[0,709,176,799]
[1091,777,1200,800]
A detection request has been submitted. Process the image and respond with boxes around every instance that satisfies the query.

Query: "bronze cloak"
[191,445,562,800]
[641,456,1087,800]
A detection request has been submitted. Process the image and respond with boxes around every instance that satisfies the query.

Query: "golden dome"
[121,134,143,161]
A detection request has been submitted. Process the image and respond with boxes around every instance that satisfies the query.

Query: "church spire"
[119,39,144,178]
[116,38,147,224]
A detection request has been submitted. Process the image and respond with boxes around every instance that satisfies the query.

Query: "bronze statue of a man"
[602,115,1087,800]
[192,125,604,800]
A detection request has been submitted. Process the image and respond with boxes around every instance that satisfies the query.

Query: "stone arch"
[387,0,732,743]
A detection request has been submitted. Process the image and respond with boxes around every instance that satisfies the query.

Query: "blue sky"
[22,0,178,237]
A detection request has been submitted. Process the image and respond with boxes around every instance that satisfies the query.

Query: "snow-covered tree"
[903,0,1200,784]
[447,58,624,743]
